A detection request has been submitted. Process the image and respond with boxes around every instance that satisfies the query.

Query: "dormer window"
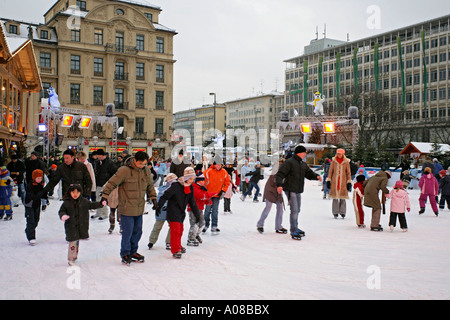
[116,8,125,15]
[40,30,49,39]
[144,13,153,22]
[9,24,18,34]
[76,0,86,11]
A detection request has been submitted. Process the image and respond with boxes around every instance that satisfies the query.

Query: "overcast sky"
[1,0,450,112]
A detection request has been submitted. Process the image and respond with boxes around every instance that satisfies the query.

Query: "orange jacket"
[204,165,231,197]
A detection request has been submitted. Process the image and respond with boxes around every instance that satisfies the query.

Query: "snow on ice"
[0,171,449,300]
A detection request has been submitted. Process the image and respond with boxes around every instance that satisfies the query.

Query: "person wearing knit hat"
[386,180,411,232]
[0,167,14,221]
[362,169,391,231]
[24,169,48,245]
[156,166,201,258]
[327,148,352,219]
[275,145,322,240]
[439,170,450,210]
[148,173,178,250]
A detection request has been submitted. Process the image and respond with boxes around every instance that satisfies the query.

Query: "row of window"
[71,28,165,53]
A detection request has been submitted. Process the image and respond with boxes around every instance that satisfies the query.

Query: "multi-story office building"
[226,92,284,152]
[2,0,176,158]
[284,14,450,145]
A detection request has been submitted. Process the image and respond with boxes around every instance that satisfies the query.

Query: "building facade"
[284,14,450,145]
[0,22,41,161]
[2,0,176,158]
[226,92,284,152]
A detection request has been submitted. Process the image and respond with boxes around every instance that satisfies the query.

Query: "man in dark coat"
[275,145,322,240]
[44,149,92,198]
[7,154,26,202]
[92,149,117,219]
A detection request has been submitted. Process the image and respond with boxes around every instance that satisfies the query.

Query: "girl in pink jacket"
[386,180,411,232]
[418,167,440,216]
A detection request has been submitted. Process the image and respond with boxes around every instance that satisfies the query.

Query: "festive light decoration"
[61,114,75,127]
[300,123,312,134]
[323,122,335,134]
[79,116,92,129]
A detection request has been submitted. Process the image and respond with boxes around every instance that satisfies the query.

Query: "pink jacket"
[419,173,439,196]
[386,188,410,213]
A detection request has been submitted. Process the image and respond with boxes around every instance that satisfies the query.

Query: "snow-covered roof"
[408,142,450,154]
[0,19,58,44]
[115,0,161,10]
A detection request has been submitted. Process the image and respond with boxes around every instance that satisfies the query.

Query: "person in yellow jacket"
[203,156,230,234]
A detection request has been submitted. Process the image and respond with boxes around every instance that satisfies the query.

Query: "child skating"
[24,169,48,245]
[352,175,366,228]
[418,167,439,216]
[386,180,411,231]
[59,184,104,265]
[0,166,14,220]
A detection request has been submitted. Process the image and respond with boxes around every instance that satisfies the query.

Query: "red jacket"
[188,182,216,211]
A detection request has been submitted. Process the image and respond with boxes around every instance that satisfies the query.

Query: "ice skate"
[276,228,288,234]
[121,255,132,266]
[257,227,264,234]
[187,239,199,246]
[131,253,145,263]
[173,251,182,259]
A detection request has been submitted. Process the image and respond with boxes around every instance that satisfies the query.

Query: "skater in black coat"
[59,184,103,265]
[156,167,200,258]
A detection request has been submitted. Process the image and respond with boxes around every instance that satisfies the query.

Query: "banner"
[398,38,406,110]
[353,48,359,105]
[336,53,341,111]
[374,43,379,93]
[318,56,323,95]
[303,60,308,115]
[422,30,427,110]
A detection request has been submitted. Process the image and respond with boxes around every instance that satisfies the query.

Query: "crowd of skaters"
[1,145,449,265]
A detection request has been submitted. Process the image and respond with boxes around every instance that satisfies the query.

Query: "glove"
[152,198,158,211]
[218,190,225,199]
[61,215,70,222]
[155,207,161,217]
[326,181,331,189]
[347,183,352,192]
[407,208,411,212]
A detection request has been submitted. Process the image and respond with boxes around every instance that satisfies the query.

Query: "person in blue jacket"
[0,166,14,220]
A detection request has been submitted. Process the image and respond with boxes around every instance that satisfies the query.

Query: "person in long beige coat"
[363,170,391,231]
[326,149,352,218]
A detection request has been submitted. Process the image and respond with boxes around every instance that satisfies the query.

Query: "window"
[94,28,103,45]
[156,37,164,53]
[116,8,124,15]
[155,118,164,134]
[93,86,103,105]
[70,84,80,104]
[439,88,446,100]
[144,13,153,21]
[40,52,51,68]
[116,32,124,52]
[135,117,144,134]
[70,55,81,74]
[94,58,103,76]
[136,89,144,106]
[8,25,18,34]
[115,88,124,108]
[155,91,164,109]
[136,34,144,51]
[439,69,446,81]
[71,30,80,42]
[156,65,164,82]
[40,82,52,99]
[76,0,86,10]
[136,63,145,80]
[40,30,49,39]
[115,62,126,80]
[414,74,420,85]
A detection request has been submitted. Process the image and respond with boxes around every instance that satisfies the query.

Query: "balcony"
[105,43,138,55]
[114,101,129,110]
[153,132,167,141]
[114,72,129,81]
[39,66,55,75]
[133,132,148,140]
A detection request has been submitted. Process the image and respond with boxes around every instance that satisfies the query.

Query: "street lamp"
[209,92,216,131]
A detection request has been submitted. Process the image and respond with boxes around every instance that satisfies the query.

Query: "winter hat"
[385,170,392,178]
[51,164,58,170]
[356,175,366,183]
[0,166,8,176]
[196,173,205,182]
[63,149,75,157]
[294,145,307,154]
[180,167,196,182]
[439,170,447,176]
[96,149,106,156]
[394,180,404,189]
[32,169,44,181]
[336,148,346,155]
[164,173,178,183]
